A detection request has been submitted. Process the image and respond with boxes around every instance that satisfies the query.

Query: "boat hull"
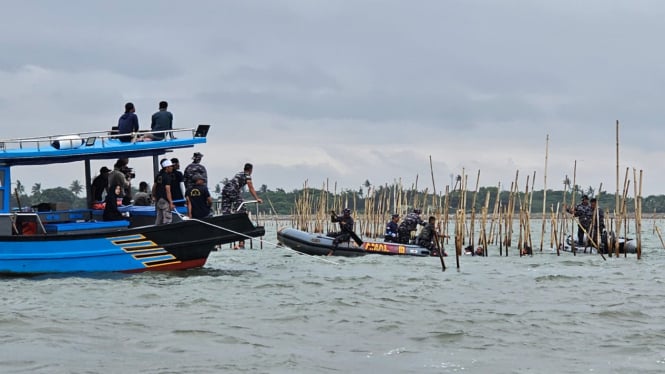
[277,228,430,257]
[563,234,637,254]
[0,213,265,274]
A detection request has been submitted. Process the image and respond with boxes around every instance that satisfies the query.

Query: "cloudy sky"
[1,1,662,197]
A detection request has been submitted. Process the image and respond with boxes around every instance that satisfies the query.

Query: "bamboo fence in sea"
[285,169,644,260]
[280,121,650,262]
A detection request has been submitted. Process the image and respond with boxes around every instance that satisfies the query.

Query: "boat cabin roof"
[0,125,209,166]
[0,125,210,213]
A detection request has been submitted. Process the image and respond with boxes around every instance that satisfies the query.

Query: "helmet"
[413,208,422,214]
[342,208,351,215]
[391,213,400,218]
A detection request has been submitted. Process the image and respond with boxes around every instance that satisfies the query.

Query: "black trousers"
[328,231,351,247]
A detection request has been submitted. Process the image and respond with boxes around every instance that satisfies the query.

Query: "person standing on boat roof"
[566,195,593,245]
[384,213,400,242]
[416,216,448,256]
[103,184,125,221]
[91,166,111,206]
[144,101,174,141]
[152,159,175,225]
[327,208,355,255]
[117,102,139,142]
[108,158,131,205]
[169,158,185,206]
[184,152,207,190]
[186,174,212,219]
[397,208,426,244]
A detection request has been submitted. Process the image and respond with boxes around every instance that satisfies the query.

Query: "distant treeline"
[11,180,662,214]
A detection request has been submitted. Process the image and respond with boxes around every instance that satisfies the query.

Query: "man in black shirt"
[170,158,185,205]
[186,174,212,219]
[152,159,174,225]
[91,166,111,205]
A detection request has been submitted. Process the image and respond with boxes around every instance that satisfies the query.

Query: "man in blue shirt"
[384,213,400,242]
[146,101,173,140]
[117,102,139,142]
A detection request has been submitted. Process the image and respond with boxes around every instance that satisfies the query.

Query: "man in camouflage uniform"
[183,152,207,190]
[222,163,262,249]
[416,216,447,256]
[568,195,593,245]
[397,208,425,244]
[221,163,263,215]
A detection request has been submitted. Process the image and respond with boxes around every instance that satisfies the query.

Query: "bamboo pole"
[570,216,606,260]
[469,170,480,251]
[634,168,642,259]
[655,226,665,251]
[499,203,504,256]
[488,182,501,245]
[558,175,569,256]
[540,134,549,252]
[571,161,578,255]
[506,170,519,250]
[479,189,491,255]
[615,121,620,236]
[615,168,629,257]
[443,185,451,246]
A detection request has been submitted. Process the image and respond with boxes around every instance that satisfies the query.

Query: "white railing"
[0,125,210,152]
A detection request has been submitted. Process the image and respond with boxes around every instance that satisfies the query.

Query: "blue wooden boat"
[276,227,430,257]
[0,126,265,274]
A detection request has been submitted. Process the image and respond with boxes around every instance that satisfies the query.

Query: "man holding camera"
[108,158,132,205]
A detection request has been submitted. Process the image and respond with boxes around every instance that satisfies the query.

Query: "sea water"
[2,220,665,373]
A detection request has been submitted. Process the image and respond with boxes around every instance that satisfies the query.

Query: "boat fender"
[51,135,84,150]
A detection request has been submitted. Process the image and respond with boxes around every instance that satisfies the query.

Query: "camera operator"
[108,158,132,205]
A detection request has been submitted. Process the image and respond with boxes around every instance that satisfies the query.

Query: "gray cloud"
[1,0,663,195]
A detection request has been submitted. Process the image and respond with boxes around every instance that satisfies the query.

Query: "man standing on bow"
[221,163,262,215]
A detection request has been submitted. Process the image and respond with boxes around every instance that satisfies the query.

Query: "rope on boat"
[171,210,339,265]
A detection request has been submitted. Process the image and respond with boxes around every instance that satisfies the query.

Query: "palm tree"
[15,180,25,195]
[562,175,571,190]
[70,180,83,196]
[31,183,42,197]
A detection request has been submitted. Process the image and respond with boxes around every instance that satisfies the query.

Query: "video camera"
[121,166,135,179]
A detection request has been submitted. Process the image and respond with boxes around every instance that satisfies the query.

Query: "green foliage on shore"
[10,181,661,214]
